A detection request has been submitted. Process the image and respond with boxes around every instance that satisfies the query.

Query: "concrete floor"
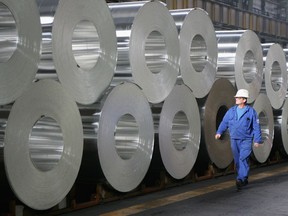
[61,162,288,216]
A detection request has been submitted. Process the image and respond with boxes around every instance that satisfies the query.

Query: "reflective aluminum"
[216,30,263,103]
[36,0,59,79]
[198,78,236,169]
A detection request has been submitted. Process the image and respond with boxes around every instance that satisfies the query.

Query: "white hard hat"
[234,89,249,98]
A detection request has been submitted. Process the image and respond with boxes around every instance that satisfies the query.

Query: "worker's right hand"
[215,134,221,140]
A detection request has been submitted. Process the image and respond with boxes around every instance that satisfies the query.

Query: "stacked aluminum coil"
[170,8,217,98]
[1,0,286,212]
[261,43,287,109]
[109,1,180,104]
[216,30,263,103]
[198,78,235,169]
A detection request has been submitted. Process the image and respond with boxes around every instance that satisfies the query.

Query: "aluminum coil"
[261,43,287,109]
[97,82,154,192]
[216,30,263,103]
[170,8,217,98]
[199,78,236,169]
[52,0,117,105]
[282,48,288,97]
[159,84,201,179]
[0,106,10,196]
[273,98,288,156]
[76,103,103,182]
[0,0,41,105]
[35,0,60,80]
[109,0,179,104]
[252,94,274,163]
[109,1,148,84]
[4,80,83,210]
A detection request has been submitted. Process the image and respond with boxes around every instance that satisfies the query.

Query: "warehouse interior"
[1,0,288,215]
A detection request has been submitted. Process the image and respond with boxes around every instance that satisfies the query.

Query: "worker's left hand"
[253,143,261,148]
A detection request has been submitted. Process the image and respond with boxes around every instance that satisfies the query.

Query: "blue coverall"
[216,105,262,182]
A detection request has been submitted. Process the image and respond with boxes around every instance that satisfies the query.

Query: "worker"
[215,89,262,191]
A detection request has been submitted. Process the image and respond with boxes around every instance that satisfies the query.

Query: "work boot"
[236,179,243,191]
[243,179,248,186]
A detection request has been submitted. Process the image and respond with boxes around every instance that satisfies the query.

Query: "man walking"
[215,89,262,190]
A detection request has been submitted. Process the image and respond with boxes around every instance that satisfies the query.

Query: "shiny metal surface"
[252,94,274,163]
[109,1,147,83]
[159,84,201,179]
[280,99,288,155]
[109,1,179,103]
[114,114,139,160]
[110,1,167,83]
[52,0,117,105]
[198,78,236,169]
[218,31,255,82]
[0,2,18,63]
[274,99,288,155]
[4,80,83,210]
[0,0,41,105]
[261,43,287,109]
[130,0,179,104]
[170,8,217,98]
[37,0,103,80]
[36,0,59,78]
[98,82,154,192]
[29,116,63,172]
[79,84,144,178]
[79,103,101,142]
[216,30,263,103]
[0,106,10,163]
[76,103,103,181]
[72,20,100,71]
[216,30,243,84]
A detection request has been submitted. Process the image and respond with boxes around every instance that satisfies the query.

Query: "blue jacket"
[216,105,262,143]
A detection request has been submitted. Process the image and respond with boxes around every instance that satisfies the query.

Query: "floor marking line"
[100,165,288,216]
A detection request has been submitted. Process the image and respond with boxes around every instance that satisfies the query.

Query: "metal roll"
[216,30,263,103]
[75,100,110,188]
[261,43,287,109]
[0,106,12,205]
[4,80,83,210]
[282,48,288,97]
[52,0,117,105]
[159,84,201,179]
[170,8,217,98]
[252,94,274,163]
[109,1,148,85]
[198,78,236,169]
[35,0,60,80]
[273,98,288,157]
[110,0,180,104]
[0,0,41,105]
[97,82,154,192]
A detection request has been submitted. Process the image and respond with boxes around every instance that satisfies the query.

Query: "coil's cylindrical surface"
[284,48,288,94]
[159,84,201,179]
[262,43,287,109]
[0,106,12,205]
[216,30,263,103]
[109,1,148,85]
[0,0,41,105]
[273,98,288,157]
[4,80,83,210]
[199,78,236,169]
[98,82,154,192]
[52,0,117,105]
[170,8,217,98]
[110,0,180,103]
[35,0,60,80]
[252,94,274,163]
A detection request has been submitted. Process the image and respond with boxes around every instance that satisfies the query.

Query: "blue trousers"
[230,139,252,181]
